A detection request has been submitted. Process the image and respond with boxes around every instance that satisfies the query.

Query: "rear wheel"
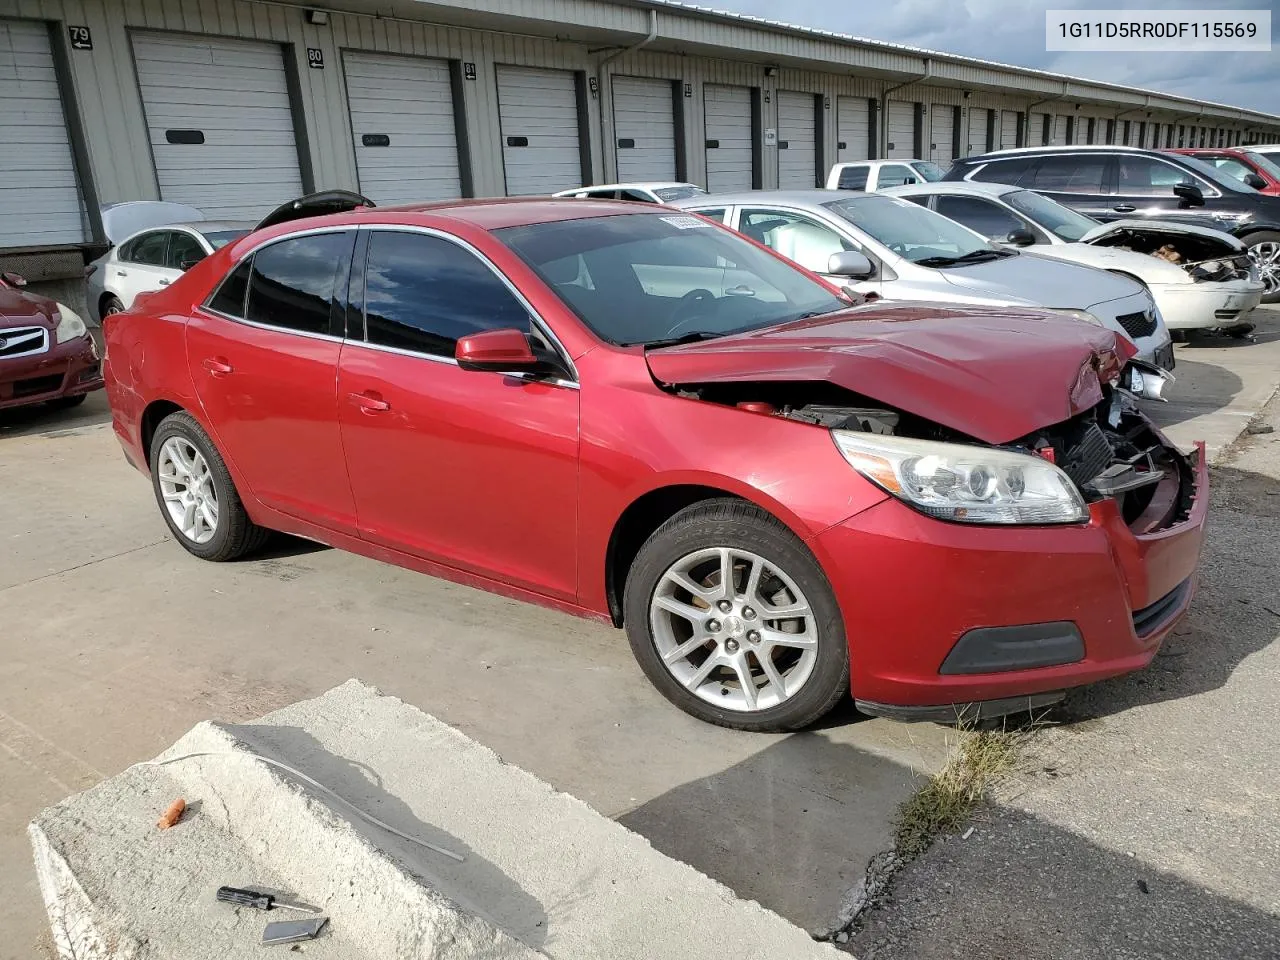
[623,499,849,731]
[149,411,270,561]
[102,295,125,318]
[1244,231,1280,303]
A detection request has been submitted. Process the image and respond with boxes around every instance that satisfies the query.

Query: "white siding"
[131,32,303,219]
[999,109,1019,148]
[343,51,461,205]
[704,83,753,192]
[496,64,581,195]
[886,100,914,158]
[929,104,954,162]
[777,90,817,188]
[836,96,870,162]
[0,18,84,245]
[611,76,676,182]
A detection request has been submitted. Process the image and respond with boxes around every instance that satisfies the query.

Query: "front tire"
[623,499,849,732]
[149,411,270,561]
[1244,231,1280,304]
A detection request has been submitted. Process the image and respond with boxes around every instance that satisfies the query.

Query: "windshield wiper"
[915,248,1013,267]
[635,330,727,349]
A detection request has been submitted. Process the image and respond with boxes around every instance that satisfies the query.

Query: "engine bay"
[1089,227,1253,281]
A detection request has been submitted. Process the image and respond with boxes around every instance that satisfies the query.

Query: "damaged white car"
[882,182,1263,335]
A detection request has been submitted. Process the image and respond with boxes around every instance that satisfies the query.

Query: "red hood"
[0,284,59,330]
[645,302,1134,444]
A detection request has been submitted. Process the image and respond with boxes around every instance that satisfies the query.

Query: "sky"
[710,0,1279,115]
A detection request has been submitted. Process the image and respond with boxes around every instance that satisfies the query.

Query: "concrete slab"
[30,681,839,960]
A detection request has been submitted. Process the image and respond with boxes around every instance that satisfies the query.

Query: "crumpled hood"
[0,285,58,330]
[1080,217,1247,251]
[645,302,1134,444]
[940,253,1141,308]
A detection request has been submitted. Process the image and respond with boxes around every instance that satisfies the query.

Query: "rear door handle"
[158,278,170,286]
[1112,204,1136,213]
[348,391,390,413]
[115,270,128,277]
[203,358,233,376]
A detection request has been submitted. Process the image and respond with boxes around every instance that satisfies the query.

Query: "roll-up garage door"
[836,96,870,162]
[132,33,303,219]
[1029,112,1048,146]
[0,19,85,245]
[704,84,753,192]
[968,108,991,155]
[999,110,1019,149]
[929,105,954,162]
[612,76,676,182]
[1053,115,1069,145]
[886,101,915,158]
[777,91,817,188]
[496,65,582,196]
[343,51,461,206]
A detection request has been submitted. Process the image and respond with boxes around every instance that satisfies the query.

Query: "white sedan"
[553,182,707,204]
[881,181,1263,334]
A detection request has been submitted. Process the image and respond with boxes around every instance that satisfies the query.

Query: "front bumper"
[1151,279,1264,331]
[0,334,103,410]
[814,436,1208,715]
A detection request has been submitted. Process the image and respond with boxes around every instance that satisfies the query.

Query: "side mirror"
[1006,228,1037,247]
[1,271,27,287]
[827,250,875,280]
[1244,173,1267,190]
[179,258,201,271]
[1173,182,1205,207]
[455,328,539,372]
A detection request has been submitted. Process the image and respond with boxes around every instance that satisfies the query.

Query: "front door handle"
[1112,203,1136,213]
[203,357,233,377]
[348,391,390,413]
[158,278,170,286]
[115,270,128,277]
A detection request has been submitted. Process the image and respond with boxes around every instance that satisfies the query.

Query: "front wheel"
[623,499,849,731]
[1244,231,1280,303]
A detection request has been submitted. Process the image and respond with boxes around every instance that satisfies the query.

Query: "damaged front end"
[1086,223,1257,285]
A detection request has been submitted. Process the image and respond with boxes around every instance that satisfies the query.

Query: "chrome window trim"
[195,305,345,345]
[341,336,580,390]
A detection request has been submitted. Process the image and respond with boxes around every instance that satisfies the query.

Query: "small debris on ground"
[156,797,186,830]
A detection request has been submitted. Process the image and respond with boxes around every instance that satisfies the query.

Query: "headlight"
[832,431,1088,525]
[1044,308,1103,326]
[54,305,87,344]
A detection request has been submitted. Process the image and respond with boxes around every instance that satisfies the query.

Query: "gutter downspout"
[1024,81,1069,146]
[879,58,931,157]
[595,9,658,182]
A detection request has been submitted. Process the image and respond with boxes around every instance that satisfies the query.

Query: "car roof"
[670,189,863,207]
[959,144,1170,163]
[555,182,698,192]
[879,181,1018,199]
[833,158,931,165]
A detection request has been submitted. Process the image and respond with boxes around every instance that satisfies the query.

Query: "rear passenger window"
[837,165,869,190]
[123,231,169,266]
[363,231,532,358]
[208,261,251,317]
[245,232,351,336]
[1027,156,1107,193]
[969,157,1035,186]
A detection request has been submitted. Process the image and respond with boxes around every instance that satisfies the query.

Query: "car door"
[114,230,181,307]
[1109,155,1221,224]
[336,228,580,601]
[1020,154,1114,220]
[187,230,359,535]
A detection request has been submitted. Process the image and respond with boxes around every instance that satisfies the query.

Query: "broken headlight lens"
[831,431,1088,525]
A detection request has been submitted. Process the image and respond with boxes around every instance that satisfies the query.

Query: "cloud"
[711,0,1278,114]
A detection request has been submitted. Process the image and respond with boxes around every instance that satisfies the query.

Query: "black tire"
[623,498,849,732]
[1243,230,1280,304]
[47,394,87,409]
[102,295,126,318]
[149,411,271,561]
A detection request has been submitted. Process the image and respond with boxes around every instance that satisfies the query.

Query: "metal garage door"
[343,51,460,206]
[496,65,582,196]
[1029,112,1048,146]
[0,19,85,245]
[132,33,303,219]
[704,84,753,192]
[886,101,915,158]
[999,110,1019,149]
[612,76,676,182]
[1053,115,1069,145]
[929,105,954,162]
[777,91,817,188]
[968,108,991,155]
[836,96,870,162]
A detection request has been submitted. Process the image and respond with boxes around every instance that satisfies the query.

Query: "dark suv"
[944,146,1280,301]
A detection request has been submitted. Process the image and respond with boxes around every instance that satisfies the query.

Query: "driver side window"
[738,209,854,275]
[1117,157,1211,196]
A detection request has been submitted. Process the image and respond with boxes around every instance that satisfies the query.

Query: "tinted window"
[836,165,869,190]
[166,232,205,270]
[245,232,350,335]
[1116,157,1201,196]
[208,261,251,317]
[363,231,531,358]
[691,208,727,222]
[1027,155,1107,193]
[876,164,918,187]
[619,190,657,203]
[935,196,1023,240]
[915,161,948,182]
[204,229,248,250]
[900,194,931,207]
[123,231,169,266]
[969,157,1035,185]
[652,185,708,201]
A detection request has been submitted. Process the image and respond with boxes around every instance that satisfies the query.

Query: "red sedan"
[103,194,1208,731]
[1,273,102,411]
[1168,147,1280,197]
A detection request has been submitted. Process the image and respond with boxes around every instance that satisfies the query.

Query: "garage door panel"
[836,97,870,162]
[886,101,914,158]
[497,65,582,196]
[929,105,954,162]
[704,83,753,192]
[777,90,817,189]
[613,76,676,183]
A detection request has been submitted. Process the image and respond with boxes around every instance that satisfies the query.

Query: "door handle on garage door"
[203,357,233,376]
[1112,203,1136,213]
[348,391,390,413]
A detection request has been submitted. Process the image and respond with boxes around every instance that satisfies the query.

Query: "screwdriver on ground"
[216,886,314,913]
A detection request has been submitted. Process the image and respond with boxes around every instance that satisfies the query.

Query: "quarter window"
[245,232,351,336]
[122,231,169,266]
[363,231,532,358]
[208,261,251,317]
[969,157,1036,186]
[1026,156,1107,193]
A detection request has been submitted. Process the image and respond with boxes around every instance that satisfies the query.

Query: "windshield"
[915,161,947,182]
[1004,190,1099,241]
[1245,151,1280,180]
[653,185,708,201]
[203,230,248,250]
[496,213,846,347]
[823,194,1007,265]
[1177,155,1256,193]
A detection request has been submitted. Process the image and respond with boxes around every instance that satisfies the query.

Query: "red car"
[103,193,1208,731]
[0,273,102,411]
[1168,148,1280,197]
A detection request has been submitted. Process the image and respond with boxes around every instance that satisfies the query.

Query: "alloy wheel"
[648,547,818,712]
[1249,240,1280,298]
[157,437,219,544]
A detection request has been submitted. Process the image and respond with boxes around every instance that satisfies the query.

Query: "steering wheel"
[663,288,718,336]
